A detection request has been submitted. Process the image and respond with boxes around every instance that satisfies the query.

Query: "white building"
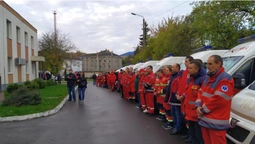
[0,1,44,90]
[63,59,83,73]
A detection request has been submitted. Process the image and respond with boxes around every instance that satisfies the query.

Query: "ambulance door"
[234,58,255,94]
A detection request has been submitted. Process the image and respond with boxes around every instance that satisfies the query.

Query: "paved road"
[0,83,185,144]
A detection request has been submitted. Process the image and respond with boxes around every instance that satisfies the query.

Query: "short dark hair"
[186,56,194,62]
[175,63,180,70]
[190,60,202,69]
[210,55,223,66]
[147,65,153,70]
[157,69,163,73]
[194,59,203,65]
[164,65,172,72]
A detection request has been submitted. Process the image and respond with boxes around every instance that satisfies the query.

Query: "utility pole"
[131,13,146,49]
[142,18,146,49]
[53,11,57,41]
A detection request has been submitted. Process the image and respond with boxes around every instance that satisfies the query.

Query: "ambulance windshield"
[249,81,255,90]
[223,56,244,72]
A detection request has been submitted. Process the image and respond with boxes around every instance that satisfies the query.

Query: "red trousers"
[145,92,154,114]
[123,85,130,99]
[201,127,226,144]
[110,81,115,90]
[157,95,166,115]
[139,92,146,110]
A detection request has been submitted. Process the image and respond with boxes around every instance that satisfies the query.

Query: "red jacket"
[154,76,162,94]
[159,74,171,96]
[128,72,136,92]
[196,67,234,130]
[144,72,156,93]
[118,72,123,84]
[121,73,129,87]
[138,75,145,93]
[109,73,116,82]
[178,69,189,96]
[184,68,206,121]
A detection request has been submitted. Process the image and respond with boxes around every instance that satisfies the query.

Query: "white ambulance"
[153,56,185,73]
[133,62,144,72]
[180,49,228,70]
[138,60,159,71]
[222,35,255,144]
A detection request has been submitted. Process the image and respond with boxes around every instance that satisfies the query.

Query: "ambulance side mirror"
[233,73,246,89]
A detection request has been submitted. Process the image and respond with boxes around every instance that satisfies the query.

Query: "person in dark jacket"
[65,69,77,101]
[77,71,87,104]
[92,73,97,85]
[57,73,62,84]
[167,63,184,135]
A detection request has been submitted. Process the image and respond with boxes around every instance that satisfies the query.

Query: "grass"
[0,84,68,117]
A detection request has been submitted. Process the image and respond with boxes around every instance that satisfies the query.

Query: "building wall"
[0,2,38,90]
[82,55,122,73]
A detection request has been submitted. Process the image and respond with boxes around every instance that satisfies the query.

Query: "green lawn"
[0,84,68,117]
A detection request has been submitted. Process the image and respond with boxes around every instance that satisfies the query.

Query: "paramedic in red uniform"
[177,56,194,141]
[138,69,146,111]
[128,67,136,101]
[109,71,116,91]
[144,65,156,116]
[183,60,206,144]
[195,55,234,144]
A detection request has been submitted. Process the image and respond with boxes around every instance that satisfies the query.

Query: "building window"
[31,36,34,48]
[25,32,28,46]
[7,20,12,38]
[16,26,20,43]
[8,58,12,72]
[26,62,29,73]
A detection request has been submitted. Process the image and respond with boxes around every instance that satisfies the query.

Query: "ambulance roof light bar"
[237,35,255,44]
[147,58,152,61]
[193,46,212,53]
[163,53,174,58]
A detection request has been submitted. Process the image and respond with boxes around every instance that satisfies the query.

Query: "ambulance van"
[220,35,255,144]
[138,60,159,71]
[180,49,228,70]
[153,56,185,73]
[133,62,144,72]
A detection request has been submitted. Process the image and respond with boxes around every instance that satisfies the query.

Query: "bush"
[24,80,31,86]
[46,80,56,86]
[6,83,19,93]
[2,85,41,106]
[27,82,39,90]
[33,79,46,89]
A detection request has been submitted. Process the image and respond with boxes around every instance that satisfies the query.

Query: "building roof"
[0,1,37,33]
[82,49,121,58]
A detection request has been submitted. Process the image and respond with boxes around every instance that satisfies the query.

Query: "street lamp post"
[131,12,146,48]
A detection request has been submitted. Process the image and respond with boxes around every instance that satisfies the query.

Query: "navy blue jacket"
[65,73,76,87]
[164,71,183,103]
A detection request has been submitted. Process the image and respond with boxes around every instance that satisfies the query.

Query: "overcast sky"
[5,0,194,55]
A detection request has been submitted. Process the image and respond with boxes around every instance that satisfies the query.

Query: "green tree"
[190,1,255,49]
[122,55,134,66]
[38,30,76,75]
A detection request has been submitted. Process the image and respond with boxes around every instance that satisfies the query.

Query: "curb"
[0,87,77,122]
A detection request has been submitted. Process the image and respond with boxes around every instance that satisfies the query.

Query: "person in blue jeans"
[65,69,77,101]
[77,71,87,104]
